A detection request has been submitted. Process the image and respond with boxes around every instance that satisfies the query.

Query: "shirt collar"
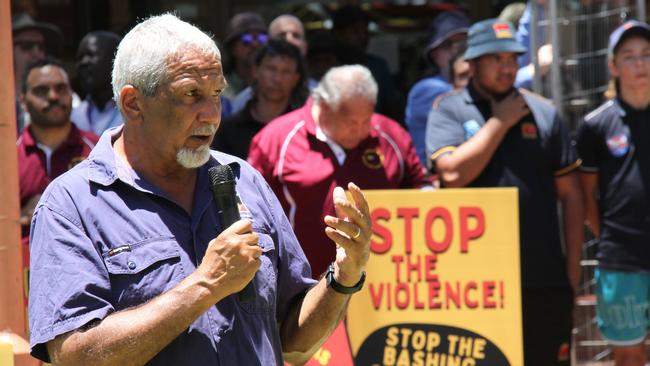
[315,123,347,165]
[20,123,85,150]
[87,126,240,189]
[614,97,650,117]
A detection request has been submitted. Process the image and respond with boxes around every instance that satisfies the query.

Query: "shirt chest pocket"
[235,232,277,314]
[103,237,186,310]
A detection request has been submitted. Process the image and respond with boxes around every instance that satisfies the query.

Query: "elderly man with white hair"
[28,14,373,366]
[249,64,428,278]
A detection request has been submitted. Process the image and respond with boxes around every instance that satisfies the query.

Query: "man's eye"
[185,90,199,97]
[212,89,223,97]
[32,87,48,97]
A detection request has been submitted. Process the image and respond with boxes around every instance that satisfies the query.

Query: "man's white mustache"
[191,125,217,136]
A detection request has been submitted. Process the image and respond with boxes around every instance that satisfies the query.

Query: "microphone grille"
[208,165,235,186]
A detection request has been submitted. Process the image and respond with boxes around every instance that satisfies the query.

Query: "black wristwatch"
[326,264,366,294]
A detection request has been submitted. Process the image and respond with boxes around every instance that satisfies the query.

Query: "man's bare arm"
[281,183,371,365]
[436,92,529,187]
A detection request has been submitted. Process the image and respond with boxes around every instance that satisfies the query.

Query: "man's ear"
[468,59,476,78]
[607,58,620,79]
[120,85,143,122]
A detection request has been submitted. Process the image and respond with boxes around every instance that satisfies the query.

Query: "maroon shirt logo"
[362,148,384,169]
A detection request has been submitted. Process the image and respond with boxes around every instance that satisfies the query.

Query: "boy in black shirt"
[577,20,650,366]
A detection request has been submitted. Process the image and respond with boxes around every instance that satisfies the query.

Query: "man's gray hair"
[312,64,378,111]
[112,13,220,110]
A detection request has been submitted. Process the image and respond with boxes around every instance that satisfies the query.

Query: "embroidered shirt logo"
[362,148,384,169]
[521,122,538,139]
[607,133,629,157]
[463,119,481,140]
[236,194,253,220]
[107,245,131,257]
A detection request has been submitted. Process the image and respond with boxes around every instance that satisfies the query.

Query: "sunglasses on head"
[240,33,268,46]
[14,40,45,52]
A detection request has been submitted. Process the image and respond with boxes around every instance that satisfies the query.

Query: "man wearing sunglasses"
[12,13,63,132]
[223,12,268,100]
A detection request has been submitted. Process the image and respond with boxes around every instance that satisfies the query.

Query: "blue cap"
[608,20,650,57]
[463,19,526,60]
[424,11,470,64]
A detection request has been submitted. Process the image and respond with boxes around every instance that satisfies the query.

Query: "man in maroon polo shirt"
[18,58,99,242]
[249,64,428,277]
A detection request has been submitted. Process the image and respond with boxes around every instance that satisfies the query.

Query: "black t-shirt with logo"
[426,84,580,288]
[577,98,650,271]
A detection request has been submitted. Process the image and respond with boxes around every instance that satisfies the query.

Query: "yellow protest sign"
[347,188,522,366]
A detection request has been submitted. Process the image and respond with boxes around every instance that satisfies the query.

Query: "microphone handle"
[214,192,257,302]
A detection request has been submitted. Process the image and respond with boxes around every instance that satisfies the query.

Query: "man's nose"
[47,87,60,101]
[30,47,45,59]
[199,97,221,124]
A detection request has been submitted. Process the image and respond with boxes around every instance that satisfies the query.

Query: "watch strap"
[326,264,366,294]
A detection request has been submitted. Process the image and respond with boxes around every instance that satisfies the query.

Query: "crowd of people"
[10,2,650,366]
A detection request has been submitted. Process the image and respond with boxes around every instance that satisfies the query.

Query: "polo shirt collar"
[20,123,84,150]
[614,97,650,118]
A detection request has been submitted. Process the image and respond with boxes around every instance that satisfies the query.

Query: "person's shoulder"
[408,77,452,98]
[584,99,617,125]
[519,88,555,113]
[371,113,412,141]
[432,88,465,110]
[372,113,404,129]
[257,108,308,138]
[412,76,450,90]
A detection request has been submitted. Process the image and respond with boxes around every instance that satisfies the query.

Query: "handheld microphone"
[208,164,256,302]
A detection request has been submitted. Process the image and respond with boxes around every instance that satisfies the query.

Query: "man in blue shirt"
[28,14,372,366]
[426,19,583,366]
[405,10,469,165]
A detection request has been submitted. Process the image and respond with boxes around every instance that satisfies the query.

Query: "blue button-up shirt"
[28,127,316,365]
[405,75,453,166]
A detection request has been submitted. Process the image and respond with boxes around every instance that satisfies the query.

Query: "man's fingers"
[333,199,369,232]
[324,215,362,241]
[225,219,253,234]
[348,182,370,217]
[325,227,357,252]
[245,245,263,260]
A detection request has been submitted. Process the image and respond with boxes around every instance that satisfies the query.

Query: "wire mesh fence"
[531,0,645,131]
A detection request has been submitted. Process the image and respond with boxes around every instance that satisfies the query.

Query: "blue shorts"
[595,268,650,345]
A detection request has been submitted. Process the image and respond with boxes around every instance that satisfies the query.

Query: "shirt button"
[127,261,136,270]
